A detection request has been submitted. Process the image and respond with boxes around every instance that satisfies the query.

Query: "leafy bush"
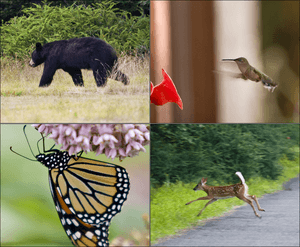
[151,124,299,187]
[1,0,150,24]
[0,0,150,59]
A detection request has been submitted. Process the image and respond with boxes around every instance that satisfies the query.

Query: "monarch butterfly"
[10,125,130,247]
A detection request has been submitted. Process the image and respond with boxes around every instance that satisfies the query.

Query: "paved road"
[155,176,299,246]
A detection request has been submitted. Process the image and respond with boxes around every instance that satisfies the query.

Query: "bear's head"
[29,43,45,67]
[120,73,130,85]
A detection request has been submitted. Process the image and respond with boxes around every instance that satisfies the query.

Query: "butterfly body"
[36,150,71,170]
[11,130,130,247]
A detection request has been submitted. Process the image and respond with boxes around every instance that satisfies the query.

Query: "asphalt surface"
[155,176,299,246]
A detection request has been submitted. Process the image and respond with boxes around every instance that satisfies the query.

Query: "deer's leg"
[186,195,213,205]
[250,195,265,211]
[236,194,261,218]
[197,198,218,217]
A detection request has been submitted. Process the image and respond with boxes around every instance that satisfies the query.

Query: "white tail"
[185,172,265,218]
[235,171,245,184]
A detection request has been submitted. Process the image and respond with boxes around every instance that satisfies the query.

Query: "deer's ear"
[201,177,207,184]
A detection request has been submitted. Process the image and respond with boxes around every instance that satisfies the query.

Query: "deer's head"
[193,177,207,191]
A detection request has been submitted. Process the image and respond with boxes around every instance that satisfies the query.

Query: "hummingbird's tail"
[261,74,278,92]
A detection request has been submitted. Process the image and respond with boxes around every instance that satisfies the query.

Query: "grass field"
[1,55,149,123]
[150,146,300,244]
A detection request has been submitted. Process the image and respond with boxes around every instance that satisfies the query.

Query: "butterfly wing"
[48,156,130,246]
[50,178,110,246]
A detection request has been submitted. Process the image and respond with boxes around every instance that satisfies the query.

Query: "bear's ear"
[36,43,43,51]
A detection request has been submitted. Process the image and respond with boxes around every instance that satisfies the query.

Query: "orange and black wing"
[48,156,130,246]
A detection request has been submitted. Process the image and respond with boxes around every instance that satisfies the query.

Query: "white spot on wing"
[85,231,94,239]
[75,231,81,238]
[72,219,79,226]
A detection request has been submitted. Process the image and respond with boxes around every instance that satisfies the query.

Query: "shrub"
[151,124,299,187]
[0,0,150,59]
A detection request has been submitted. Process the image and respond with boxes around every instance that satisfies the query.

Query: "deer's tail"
[235,171,246,185]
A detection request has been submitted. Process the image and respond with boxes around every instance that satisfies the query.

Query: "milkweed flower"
[32,124,150,160]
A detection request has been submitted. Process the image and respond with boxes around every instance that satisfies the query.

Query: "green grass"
[1,55,149,122]
[150,146,299,244]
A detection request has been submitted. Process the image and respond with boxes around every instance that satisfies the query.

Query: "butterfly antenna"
[36,132,56,154]
[36,134,46,154]
[23,125,37,159]
[10,146,37,162]
[37,136,41,154]
[42,133,46,152]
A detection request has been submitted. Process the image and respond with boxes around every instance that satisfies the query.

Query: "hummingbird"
[221,57,278,92]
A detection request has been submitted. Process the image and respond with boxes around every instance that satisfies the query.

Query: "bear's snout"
[29,59,35,67]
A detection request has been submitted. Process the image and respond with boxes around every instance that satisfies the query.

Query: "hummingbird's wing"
[214,69,278,92]
[213,70,246,80]
[244,67,261,82]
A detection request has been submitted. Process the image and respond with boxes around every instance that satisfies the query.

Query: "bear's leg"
[92,67,107,87]
[39,63,57,87]
[65,68,84,86]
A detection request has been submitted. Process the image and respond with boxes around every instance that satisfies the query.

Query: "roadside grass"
[1,55,149,123]
[150,146,299,244]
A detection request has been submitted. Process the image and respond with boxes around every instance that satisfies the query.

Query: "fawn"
[185,172,265,218]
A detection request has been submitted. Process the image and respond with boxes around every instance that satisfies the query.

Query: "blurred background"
[1,124,149,246]
[150,1,299,123]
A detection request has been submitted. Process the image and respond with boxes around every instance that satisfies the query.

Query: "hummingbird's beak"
[222,59,235,61]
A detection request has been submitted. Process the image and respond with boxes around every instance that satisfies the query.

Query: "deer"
[185,172,265,218]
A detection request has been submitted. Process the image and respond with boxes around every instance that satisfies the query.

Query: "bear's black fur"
[29,37,129,87]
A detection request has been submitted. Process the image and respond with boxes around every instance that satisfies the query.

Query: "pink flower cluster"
[32,124,150,160]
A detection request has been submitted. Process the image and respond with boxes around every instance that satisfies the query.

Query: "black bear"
[29,37,129,87]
